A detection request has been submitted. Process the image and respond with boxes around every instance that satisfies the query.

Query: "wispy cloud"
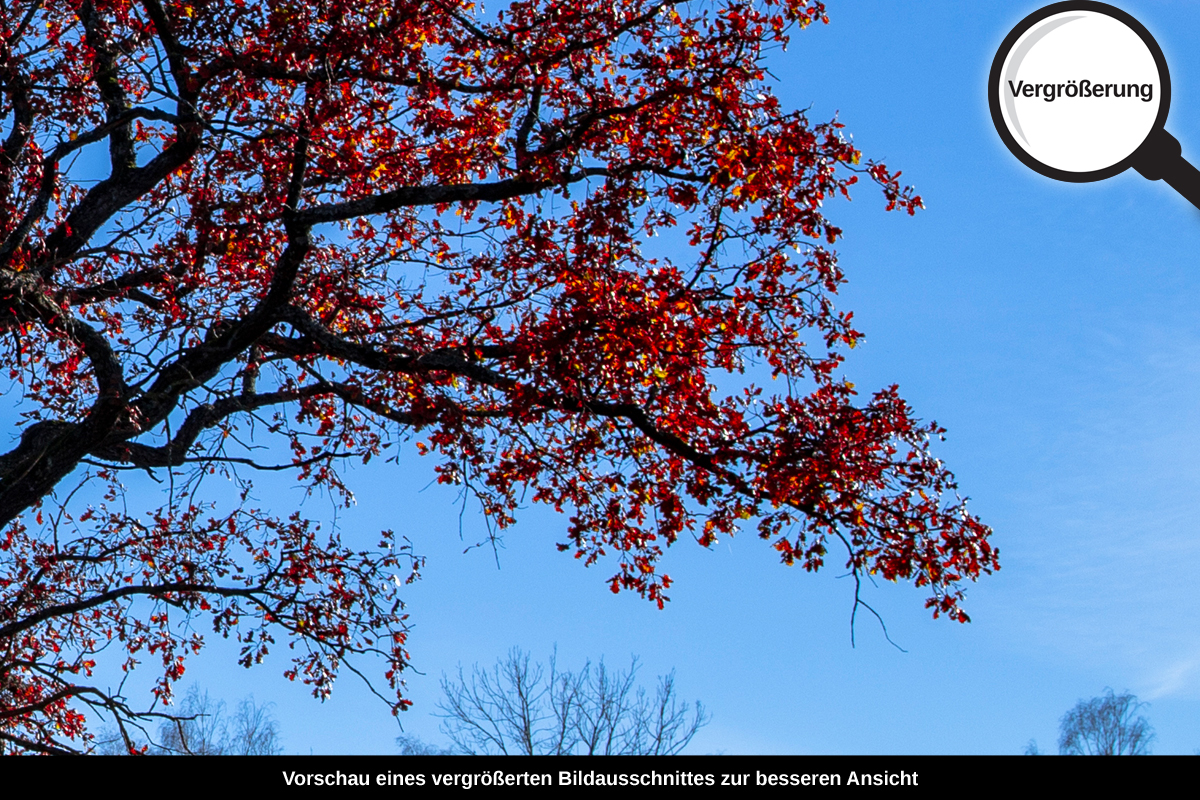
[1144,653,1200,700]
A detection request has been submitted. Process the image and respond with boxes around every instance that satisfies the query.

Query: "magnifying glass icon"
[990,1,1200,208]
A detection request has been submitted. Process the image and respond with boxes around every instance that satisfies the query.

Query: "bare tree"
[436,648,709,755]
[396,734,454,756]
[1058,688,1154,755]
[229,695,286,756]
[154,687,283,755]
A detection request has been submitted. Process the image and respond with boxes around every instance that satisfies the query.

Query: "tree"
[434,647,708,754]
[154,687,283,755]
[396,733,454,756]
[1057,689,1154,756]
[95,686,283,754]
[0,0,998,753]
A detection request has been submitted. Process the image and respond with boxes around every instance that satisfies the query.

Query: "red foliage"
[0,0,994,753]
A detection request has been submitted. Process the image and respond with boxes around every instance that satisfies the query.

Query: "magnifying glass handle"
[1132,128,1200,210]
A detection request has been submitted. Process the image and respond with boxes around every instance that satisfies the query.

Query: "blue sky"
[99,1,1200,754]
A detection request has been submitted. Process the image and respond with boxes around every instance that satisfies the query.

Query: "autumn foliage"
[0,0,997,753]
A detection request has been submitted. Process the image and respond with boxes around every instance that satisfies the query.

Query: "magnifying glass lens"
[993,7,1168,180]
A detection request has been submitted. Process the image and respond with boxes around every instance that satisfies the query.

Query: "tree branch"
[0,580,265,641]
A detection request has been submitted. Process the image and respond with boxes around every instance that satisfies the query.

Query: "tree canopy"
[1058,689,1154,756]
[434,648,709,755]
[0,0,997,753]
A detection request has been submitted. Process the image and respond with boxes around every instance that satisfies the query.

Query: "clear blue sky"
[108,1,1200,754]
